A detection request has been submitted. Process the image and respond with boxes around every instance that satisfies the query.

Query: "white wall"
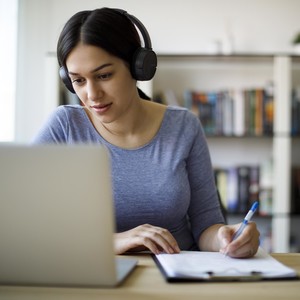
[0,0,18,141]
[16,0,300,142]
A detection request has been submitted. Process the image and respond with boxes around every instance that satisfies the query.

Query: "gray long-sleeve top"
[32,104,225,250]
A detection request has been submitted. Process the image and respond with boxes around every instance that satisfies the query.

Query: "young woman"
[33,7,260,257]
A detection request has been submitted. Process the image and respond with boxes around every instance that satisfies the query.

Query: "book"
[291,88,300,136]
[259,159,273,216]
[226,167,239,213]
[153,248,298,282]
[263,85,274,135]
[237,166,251,213]
[255,89,264,136]
[259,189,273,216]
[214,165,262,214]
[248,89,256,135]
[248,165,260,208]
[222,90,234,136]
[214,168,228,210]
[233,88,245,136]
[291,167,300,214]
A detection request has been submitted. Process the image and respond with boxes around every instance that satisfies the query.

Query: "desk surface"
[0,253,299,300]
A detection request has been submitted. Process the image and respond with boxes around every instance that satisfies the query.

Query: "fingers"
[115,224,180,255]
[219,222,260,258]
[139,224,180,254]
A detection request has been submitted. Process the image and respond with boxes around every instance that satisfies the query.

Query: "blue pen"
[232,201,259,241]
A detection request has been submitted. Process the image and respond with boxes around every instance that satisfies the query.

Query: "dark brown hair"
[57,8,150,99]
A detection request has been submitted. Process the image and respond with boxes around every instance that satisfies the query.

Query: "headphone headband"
[113,9,153,49]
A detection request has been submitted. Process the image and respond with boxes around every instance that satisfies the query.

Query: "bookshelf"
[151,53,300,253]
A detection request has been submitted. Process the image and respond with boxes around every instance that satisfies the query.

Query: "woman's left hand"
[218,222,260,258]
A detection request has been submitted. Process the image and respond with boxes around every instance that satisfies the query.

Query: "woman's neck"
[90,100,166,149]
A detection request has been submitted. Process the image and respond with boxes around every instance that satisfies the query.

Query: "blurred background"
[1,0,300,253]
[1,0,300,142]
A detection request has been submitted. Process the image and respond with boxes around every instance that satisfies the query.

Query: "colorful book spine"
[214,164,264,215]
[182,87,274,136]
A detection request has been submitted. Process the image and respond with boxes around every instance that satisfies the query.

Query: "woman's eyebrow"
[68,63,113,76]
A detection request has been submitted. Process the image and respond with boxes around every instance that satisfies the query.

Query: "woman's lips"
[91,103,112,113]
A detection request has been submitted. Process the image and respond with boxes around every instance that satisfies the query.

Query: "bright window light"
[0,0,18,141]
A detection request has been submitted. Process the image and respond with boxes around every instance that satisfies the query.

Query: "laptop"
[0,144,137,287]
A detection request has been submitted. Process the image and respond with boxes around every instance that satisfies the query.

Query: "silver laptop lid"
[0,144,123,287]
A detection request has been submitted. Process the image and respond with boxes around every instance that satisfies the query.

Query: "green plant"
[292,32,300,44]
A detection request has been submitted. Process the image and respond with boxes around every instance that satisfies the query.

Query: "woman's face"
[66,43,138,125]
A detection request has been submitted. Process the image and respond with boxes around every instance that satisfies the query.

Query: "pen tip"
[252,201,259,211]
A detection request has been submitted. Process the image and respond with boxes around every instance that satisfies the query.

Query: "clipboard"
[152,248,299,282]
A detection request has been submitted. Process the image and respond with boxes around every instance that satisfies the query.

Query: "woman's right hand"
[114,224,180,255]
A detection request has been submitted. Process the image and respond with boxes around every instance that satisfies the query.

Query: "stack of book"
[183,88,274,137]
[214,162,273,215]
[154,86,299,137]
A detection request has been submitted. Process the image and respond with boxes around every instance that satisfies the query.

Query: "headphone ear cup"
[131,48,157,81]
[59,66,76,94]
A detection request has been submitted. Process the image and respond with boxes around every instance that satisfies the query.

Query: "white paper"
[155,248,297,279]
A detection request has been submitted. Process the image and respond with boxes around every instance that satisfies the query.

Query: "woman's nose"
[87,81,103,101]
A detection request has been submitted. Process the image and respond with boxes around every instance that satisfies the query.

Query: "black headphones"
[59,8,157,94]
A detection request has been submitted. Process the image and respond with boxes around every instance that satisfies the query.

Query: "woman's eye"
[97,73,112,80]
[71,78,85,85]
